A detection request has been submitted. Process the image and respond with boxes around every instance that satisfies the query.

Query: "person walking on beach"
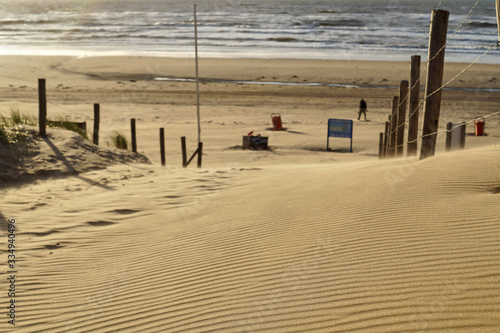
[358,98,367,120]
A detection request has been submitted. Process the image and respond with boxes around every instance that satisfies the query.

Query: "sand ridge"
[2,148,500,331]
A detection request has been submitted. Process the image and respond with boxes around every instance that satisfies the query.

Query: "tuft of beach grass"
[109,131,128,150]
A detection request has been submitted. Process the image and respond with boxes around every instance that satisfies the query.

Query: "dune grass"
[0,107,37,127]
[109,131,128,150]
[0,107,89,141]
[47,117,88,140]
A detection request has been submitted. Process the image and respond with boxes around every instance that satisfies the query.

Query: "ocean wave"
[464,21,497,29]
[300,19,365,28]
[0,19,61,25]
[269,37,298,42]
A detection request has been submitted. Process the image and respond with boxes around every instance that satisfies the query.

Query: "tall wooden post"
[407,55,421,156]
[397,80,409,157]
[38,78,47,137]
[378,133,384,159]
[383,121,389,158]
[181,136,187,167]
[460,122,466,149]
[197,142,203,168]
[420,9,449,160]
[445,122,453,151]
[160,128,165,166]
[389,96,399,157]
[93,103,100,145]
[130,118,137,153]
[385,116,391,157]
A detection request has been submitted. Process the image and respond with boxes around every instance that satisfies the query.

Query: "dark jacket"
[359,99,367,110]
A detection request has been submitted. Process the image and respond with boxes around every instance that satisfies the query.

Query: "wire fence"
[387,0,499,154]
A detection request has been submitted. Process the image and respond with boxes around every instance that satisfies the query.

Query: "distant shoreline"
[0,46,500,65]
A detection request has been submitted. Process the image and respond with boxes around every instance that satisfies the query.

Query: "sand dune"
[1,56,500,332]
[1,147,499,332]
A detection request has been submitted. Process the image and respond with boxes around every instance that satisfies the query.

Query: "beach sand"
[1,56,499,331]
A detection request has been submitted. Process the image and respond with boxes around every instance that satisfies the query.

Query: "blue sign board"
[327,119,353,152]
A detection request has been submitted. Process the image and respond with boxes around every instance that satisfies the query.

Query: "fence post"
[386,115,391,157]
[460,122,466,149]
[445,122,452,151]
[197,142,203,168]
[407,55,421,156]
[160,128,165,166]
[93,103,100,145]
[130,118,137,153]
[181,136,187,167]
[420,9,449,160]
[389,96,399,157]
[383,121,389,158]
[397,80,409,157]
[38,78,47,137]
[378,133,384,159]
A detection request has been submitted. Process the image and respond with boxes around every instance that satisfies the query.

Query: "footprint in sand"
[87,221,115,226]
[108,209,140,215]
[45,242,62,250]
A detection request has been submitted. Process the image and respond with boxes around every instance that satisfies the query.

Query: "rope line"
[418,0,443,48]
[387,42,499,150]
[427,0,482,63]
[391,43,498,136]
[404,110,500,146]
[397,0,483,115]
[426,42,498,101]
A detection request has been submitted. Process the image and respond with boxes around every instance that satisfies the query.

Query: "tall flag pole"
[496,0,500,42]
[194,4,201,144]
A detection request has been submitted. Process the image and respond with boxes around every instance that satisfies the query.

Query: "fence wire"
[385,0,499,155]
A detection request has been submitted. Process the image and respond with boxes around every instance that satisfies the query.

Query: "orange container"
[271,113,282,131]
[475,120,485,136]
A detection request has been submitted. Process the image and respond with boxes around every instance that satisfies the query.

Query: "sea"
[0,0,499,63]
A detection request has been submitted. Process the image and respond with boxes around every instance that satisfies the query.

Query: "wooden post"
[38,78,47,137]
[197,142,203,168]
[93,103,100,145]
[397,80,409,157]
[378,133,384,159]
[383,120,390,158]
[460,122,466,149]
[386,115,391,157]
[181,136,187,167]
[420,9,449,160]
[445,122,452,151]
[160,128,165,166]
[130,118,137,153]
[389,96,399,157]
[407,55,421,156]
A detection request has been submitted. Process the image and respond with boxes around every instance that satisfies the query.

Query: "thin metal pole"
[496,0,500,41]
[194,4,201,143]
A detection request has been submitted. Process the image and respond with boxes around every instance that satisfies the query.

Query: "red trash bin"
[271,113,283,131]
[475,120,485,136]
